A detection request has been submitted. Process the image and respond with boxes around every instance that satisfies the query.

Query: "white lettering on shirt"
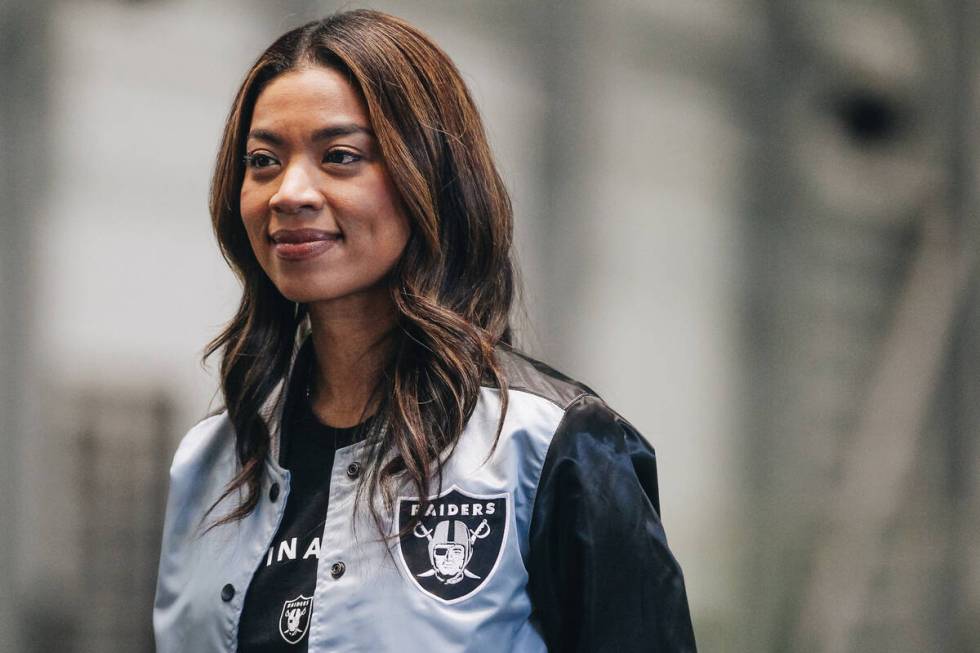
[407,501,497,518]
[303,537,321,560]
[278,538,297,562]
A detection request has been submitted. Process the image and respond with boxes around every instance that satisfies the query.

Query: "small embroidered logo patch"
[397,486,509,604]
[279,594,312,644]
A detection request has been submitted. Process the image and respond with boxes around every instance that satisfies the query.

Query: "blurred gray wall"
[1,1,978,652]
[1,2,50,651]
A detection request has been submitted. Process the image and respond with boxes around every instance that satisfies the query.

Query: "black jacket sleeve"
[527,395,697,653]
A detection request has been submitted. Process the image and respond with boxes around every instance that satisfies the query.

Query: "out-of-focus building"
[742,2,980,651]
[1,1,977,652]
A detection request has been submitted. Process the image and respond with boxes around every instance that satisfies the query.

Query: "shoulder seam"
[490,347,598,410]
[525,395,586,546]
[490,383,593,412]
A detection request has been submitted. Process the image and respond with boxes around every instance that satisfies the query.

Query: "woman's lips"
[269,228,341,261]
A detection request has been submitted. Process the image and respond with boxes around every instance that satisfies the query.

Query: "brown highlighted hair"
[204,10,514,534]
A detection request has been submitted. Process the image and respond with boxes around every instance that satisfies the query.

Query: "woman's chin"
[274,280,389,307]
[272,279,332,304]
[278,287,334,305]
[274,276,391,305]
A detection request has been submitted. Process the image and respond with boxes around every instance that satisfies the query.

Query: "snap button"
[221,584,235,602]
[346,462,361,480]
[269,483,280,502]
[330,561,346,579]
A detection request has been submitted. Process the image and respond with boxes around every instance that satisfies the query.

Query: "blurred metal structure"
[796,205,972,651]
[69,389,172,653]
[744,0,979,651]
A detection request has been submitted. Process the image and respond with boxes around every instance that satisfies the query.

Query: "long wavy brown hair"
[203,10,514,536]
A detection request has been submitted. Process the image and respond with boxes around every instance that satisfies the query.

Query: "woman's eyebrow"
[246,124,374,145]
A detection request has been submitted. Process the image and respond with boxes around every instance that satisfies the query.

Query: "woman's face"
[240,66,410,306]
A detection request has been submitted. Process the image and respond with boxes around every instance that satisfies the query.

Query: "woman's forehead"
[249,66,370,135]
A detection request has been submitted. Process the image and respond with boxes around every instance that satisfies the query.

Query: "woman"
[153,9,695,653]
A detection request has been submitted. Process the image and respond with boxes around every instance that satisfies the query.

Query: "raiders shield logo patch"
[397,486,509,604]
[279,594,312,644]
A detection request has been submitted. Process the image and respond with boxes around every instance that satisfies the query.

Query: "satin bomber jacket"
[153,348,697,652]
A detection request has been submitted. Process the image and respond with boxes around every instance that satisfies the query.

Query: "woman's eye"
[244,152,278,169]
[324,150,361,165]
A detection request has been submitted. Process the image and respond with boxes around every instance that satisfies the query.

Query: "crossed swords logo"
[413,518,491,585]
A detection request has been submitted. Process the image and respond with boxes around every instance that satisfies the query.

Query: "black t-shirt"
[237,380,372,652]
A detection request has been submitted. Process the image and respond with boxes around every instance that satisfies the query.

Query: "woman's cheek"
[239,193,266,247]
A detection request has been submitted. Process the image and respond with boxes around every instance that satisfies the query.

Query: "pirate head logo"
[397,486,509,603]
[415,518,491,584]
[278,594,312,645]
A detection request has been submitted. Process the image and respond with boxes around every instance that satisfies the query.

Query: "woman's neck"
[306,289,397,428]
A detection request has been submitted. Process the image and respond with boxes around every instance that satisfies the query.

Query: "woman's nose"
[268,162,323,214]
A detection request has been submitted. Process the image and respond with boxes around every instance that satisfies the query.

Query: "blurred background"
[1,0,978,651]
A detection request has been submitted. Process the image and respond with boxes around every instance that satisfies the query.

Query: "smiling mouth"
[269,228,342,261]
